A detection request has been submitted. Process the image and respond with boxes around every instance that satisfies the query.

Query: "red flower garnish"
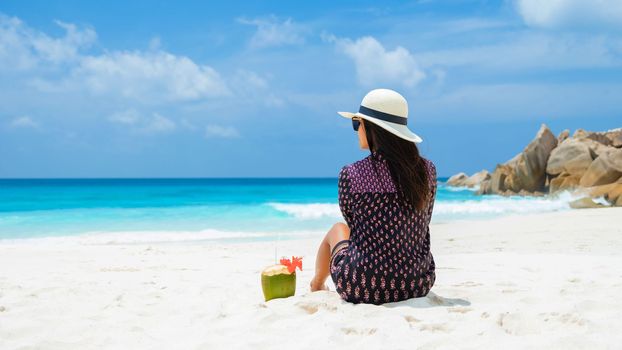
[280,256,303,273]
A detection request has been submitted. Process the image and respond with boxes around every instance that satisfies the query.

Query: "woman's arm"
[426,160,438,219]
[338,166,354,228]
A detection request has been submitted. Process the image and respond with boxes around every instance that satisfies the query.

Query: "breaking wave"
[266,202,341,219]
[267,191,582,222]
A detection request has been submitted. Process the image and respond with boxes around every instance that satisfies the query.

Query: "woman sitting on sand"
[310,88,437,305]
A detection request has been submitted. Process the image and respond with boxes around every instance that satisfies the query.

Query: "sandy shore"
[1,208,622,349]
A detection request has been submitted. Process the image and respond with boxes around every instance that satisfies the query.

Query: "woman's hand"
[309,276,329,292]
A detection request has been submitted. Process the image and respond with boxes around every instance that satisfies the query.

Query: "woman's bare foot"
[309,277,329,292]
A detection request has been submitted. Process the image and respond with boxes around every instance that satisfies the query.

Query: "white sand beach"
[1,208,622,349]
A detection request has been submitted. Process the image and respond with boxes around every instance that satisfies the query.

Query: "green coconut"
[261,264,296,301]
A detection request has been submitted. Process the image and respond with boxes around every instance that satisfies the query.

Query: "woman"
[309,88,437,305]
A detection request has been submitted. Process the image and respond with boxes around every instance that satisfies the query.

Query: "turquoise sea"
[0,178,575,242]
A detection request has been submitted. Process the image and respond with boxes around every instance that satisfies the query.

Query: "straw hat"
[338,88,422,143]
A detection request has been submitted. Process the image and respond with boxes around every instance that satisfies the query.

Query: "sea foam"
[266,202,341,219]
[0,228,323,245]
[267,190,582,223]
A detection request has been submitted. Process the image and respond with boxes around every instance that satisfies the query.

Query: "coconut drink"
[261,256,302,302]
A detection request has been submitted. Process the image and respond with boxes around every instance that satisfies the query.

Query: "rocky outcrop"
[569,197,605,209]
[464,170,491,187]
[446,172,468,186]
[446,170,490,188]
[511,124,558,192]
[477,179,492,195]
[486,164,512,194]
[579,148,622,187]
[546,139,593,176]
[557,129,569,144]
[573,128,622,148]
[610,129,622,148]
[549,171,582,193]
[583,178,622,205]
[446,123,622,207]
[478,124,557,194]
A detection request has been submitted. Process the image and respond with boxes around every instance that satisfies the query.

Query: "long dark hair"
[363,119,431,211]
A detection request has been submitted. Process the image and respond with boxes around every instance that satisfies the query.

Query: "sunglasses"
[352,117,362,131]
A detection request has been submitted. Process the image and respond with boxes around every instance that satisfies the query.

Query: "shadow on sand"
[382,291,471,309]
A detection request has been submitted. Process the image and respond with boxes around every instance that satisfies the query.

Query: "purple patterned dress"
[329,149,437,304]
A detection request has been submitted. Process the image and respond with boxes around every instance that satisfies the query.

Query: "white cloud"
[227,69,284,107]
[324,34,426,88]
[108,110,176,133]
[205,124,240,138]
[75,50,230,103]
[108,109,141,124]
[413,82,622,121]
[0,14,96,70]
[0,14,231,104]
[516,0,622,28]
[144,113,176,133]
[415,32,622,71]
[237,16,307,48]
[0,13,286,138]
[231,69,268,90]
[179,118,198,131]
[41,20,97,62]
[9,115,39,128]
[439,18,509,33]
[263,94,285,107]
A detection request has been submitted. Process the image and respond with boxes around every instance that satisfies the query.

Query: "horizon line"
[0,176,451,180]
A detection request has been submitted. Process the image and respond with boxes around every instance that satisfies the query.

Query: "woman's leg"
[310,222,350,292]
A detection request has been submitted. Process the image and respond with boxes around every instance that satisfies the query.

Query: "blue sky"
[1,0,621,178]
